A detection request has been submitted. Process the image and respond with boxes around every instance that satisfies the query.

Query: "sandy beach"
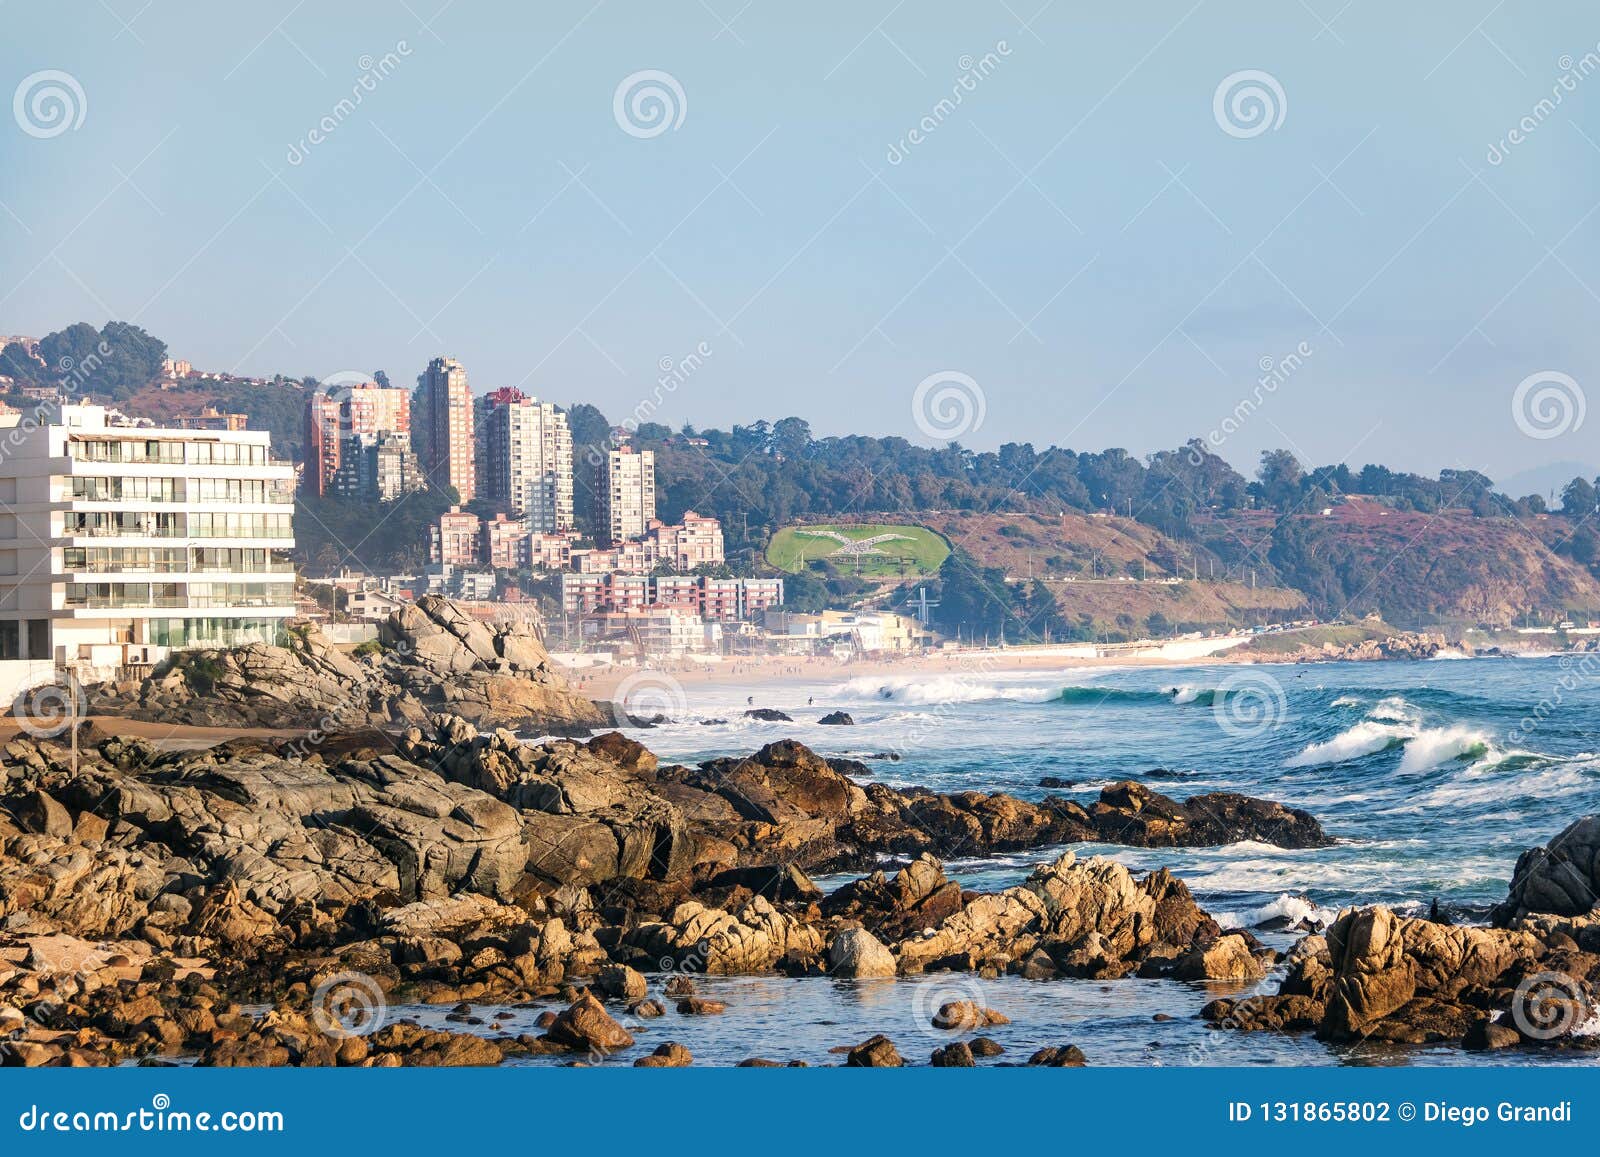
[565,636,1257,700]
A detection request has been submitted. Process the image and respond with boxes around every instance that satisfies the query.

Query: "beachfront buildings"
[561,573,782,623]
[0,404,295,670]
[430,506,482,567]
[477,388,573,533]
[650,511,723,570]
[414,357,475,501]
[303,381,411,497]
[525,531,575,571]
[578,605,717,657]
[331,431,425,502]
[763,609,931,654]
[482,513,523,570]
[597,445,655,545]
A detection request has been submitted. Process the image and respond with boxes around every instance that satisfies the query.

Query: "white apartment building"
[479,389,573,533]
[598,445,655,545]
[0,405,296,672]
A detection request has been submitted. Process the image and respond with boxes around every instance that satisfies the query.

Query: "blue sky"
[3,1,1598,486]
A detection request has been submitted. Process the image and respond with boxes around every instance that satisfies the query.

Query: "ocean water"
[487,655,1600,1067]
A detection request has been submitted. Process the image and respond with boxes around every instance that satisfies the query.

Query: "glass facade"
[69,438,272,466]
[146,618,288,648]
[187,513,293,538]
[69,476,292,504]
[61,547,291,573]
[64,581,292,609]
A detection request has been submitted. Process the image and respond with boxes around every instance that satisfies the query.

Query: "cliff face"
[105,595,606,735]
[1265,510,1600,625]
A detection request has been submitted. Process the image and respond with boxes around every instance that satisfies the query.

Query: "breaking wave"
[1395,725,1492,773]
[835,675,1062,705]
[1367,696,1419,724]
[1215,892,1331,931]
[1286,720,1410,767]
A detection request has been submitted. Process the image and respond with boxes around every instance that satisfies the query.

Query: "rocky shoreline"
[88,596,608,736]
[1,709,1594,1066]
[1,612,1595,1068]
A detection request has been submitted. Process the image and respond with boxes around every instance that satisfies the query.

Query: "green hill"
[766,523,949,577]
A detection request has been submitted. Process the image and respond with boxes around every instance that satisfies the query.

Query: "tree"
[935,548,1020,641]
[780,568,829,613]
[1256,450,1304,510]
[565,402,614,540]
[1077,448,1145,513]
[0,341,45,388]
[1561,476,1598,517]
[770,416,813,458]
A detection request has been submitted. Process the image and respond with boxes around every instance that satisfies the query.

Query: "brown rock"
[1028,1044,1088,1066]
[633,1041,692,1067]
[845,1034,902,1067]
[542,992,635,1055]
[931,1000,1010,1030]
[930,1041,975,1066]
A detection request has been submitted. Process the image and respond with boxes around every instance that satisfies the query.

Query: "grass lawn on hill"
[766,523,950,577]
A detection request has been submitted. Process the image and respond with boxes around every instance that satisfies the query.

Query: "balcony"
[67,482,296,505]
[63,521,294,540]
[65,559,296,575]
[64,593,295,611]
[66,522,188,539]
[65,595,191,609]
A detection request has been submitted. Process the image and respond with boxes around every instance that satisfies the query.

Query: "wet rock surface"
[1204,821,1600,1054]
[5,695,1583,1067]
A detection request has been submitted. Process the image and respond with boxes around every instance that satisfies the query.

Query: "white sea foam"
[1286,712,1493,773]
[1367,696,1419,724]
[834,675,1059,705]
[1286,720,1410,767]
[1216,892,1329,931]
[1395,725,1491,773]
[1169,684,1203,704]
[1330,695,1362,708]
[1396,764,1593,811]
